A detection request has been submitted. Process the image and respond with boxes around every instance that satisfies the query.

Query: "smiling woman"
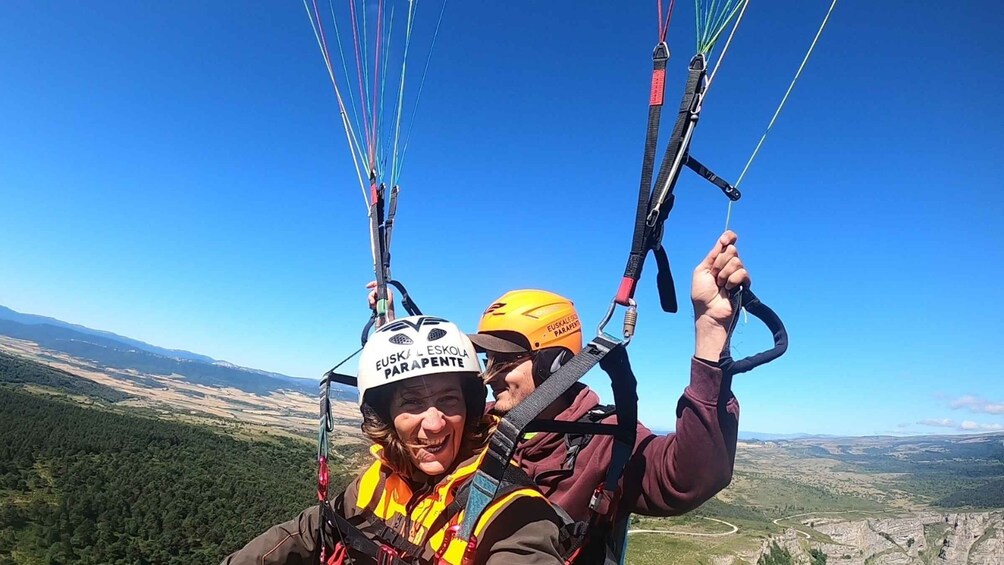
[223,316,564,565]
[360,369,490,478]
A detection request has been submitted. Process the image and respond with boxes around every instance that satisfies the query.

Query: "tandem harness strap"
[319,495,425,565]
[457,334,638,548]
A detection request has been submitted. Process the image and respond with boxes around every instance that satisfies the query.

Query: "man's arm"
[619,358,738,516]
[620,231,748,516]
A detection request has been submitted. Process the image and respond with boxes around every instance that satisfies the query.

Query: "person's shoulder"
[484,488,559,528]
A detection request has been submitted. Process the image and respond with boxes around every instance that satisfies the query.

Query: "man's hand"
[692,230,749,361]
[365,281,396,326]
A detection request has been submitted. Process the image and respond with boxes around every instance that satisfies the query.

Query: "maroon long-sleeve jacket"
[513,357,739,523]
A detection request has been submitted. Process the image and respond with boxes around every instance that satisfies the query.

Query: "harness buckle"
[588,484,613,516]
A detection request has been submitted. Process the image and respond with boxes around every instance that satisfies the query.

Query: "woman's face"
[388,373,467,477]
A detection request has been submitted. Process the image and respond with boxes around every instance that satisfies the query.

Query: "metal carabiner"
[596,298,638,345]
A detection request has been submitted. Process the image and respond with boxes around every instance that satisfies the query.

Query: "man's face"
[483,352,535,415]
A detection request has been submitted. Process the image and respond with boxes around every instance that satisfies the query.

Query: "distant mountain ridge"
[0,305,214,363]
[0,305,353,400]
[650,429,831,441]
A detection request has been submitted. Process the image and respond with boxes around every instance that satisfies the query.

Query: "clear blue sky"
[1,1,1001,436]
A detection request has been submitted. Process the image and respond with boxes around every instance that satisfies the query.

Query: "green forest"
[0,381,360,564]
[0,352,129,403]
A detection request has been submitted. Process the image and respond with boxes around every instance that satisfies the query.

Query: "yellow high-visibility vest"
[347,445,545,564]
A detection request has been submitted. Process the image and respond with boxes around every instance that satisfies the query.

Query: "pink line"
[654,0,662,39]
[370,0,384,170]
[347,0,373,168]
[661,0,677,42]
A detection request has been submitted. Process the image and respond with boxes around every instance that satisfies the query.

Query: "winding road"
[627,517,739,537]
[625,510,880,540]
[772,510,883,539]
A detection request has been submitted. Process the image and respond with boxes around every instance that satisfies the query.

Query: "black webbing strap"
[319,499,416,565]
[387,280,422,317]
[361,180,424,346]
[384,185,400,257]
[324,371,358,388]
[317,347,364,564]
[719,287,788,377]
[595,346,637,495]
[617,54,708,312]
[647,54,707,225]
[370,180,389,325]
[352,508,429,559]
[684,155,741,201]
[458,335,638,541]
[652,244,678,313]
[620,42,670,308]
[523,420,620,436]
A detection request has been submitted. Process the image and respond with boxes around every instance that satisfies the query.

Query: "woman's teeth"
[424,438,446,454]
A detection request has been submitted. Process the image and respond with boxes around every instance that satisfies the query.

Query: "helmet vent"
[427,328,447,341]
[388,333,414,345]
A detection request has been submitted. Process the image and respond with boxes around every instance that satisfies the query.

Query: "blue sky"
[1,1,1001,436]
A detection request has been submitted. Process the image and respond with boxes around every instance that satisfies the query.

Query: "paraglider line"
[659,0,676,42]
[390,0,418,188]
[371,0,385,173]
[726,0,838,229]
[348,0,374,170]
[396,0,447,183]
[328,0,367,169]
[705,0,748,90]
[305,0,369,207]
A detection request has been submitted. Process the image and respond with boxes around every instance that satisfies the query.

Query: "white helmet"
[357,315,482,406]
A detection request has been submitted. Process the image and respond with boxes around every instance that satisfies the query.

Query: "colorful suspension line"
[304,0,442,343]
[303,0,445,196]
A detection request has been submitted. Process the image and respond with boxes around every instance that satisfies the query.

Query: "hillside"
[0,310,354,401]
[0,305,213,363]
[1,310,1001,564]
[0,350,130,403]
[627,434,1004,564]
[0,386,363,564]
[0,337,361,442]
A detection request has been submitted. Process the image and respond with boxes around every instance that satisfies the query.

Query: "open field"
[0,336,362,443]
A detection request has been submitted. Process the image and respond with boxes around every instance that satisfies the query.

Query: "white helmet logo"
[356,315,482,405]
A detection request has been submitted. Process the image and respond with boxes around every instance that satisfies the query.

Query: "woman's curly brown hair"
[360,377,493,476]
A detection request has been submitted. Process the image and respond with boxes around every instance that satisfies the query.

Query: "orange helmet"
[468,289,582,356]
